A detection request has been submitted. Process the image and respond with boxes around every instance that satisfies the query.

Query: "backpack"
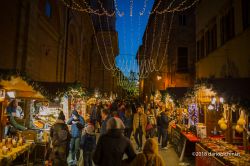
[52,124,69,146]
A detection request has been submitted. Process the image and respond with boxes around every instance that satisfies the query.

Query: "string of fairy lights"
[61,0,199,92]
[61,0,198,16]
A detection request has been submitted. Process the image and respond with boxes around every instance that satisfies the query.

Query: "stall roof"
[0,76,44,99]
[37,82,85,100]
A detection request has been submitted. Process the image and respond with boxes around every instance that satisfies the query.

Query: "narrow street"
[1,0,250,165]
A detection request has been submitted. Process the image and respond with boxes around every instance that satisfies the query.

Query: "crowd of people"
[49,99,170,166]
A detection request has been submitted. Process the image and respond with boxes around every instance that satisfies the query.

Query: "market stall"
[0,73,46,164]
[183,78,250,165]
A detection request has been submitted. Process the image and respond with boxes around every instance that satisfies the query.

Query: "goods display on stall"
[196,138,250,166]
[30,101,62,129]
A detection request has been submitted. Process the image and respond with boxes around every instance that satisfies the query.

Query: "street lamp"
[157,75,162,80]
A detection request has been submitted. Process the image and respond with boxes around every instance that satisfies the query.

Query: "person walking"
[133,104,147,151]
[50,111,71,166]
[80,124,96,166]
[67,110,85,165]
[123,105,133,139]
[100,108,110,135]
[146,108,157,139]
[93,117,136,166]
[131,138,165,166]
[159,109,169,150]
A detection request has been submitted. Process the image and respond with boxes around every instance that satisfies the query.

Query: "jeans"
[157,126,162,144]
[124,128,133,139]
[160,128,168,148]
[70,137,80,161]
[134,127,143,148]
[83,151,93,166]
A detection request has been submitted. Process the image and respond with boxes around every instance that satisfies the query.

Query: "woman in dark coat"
[93,117,136,166]
[50,111,71,166]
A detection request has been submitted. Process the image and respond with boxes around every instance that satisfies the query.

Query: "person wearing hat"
[67,110,85,164]
[50,111,71,166]
[80,124,96,166]
[93,117,136,166]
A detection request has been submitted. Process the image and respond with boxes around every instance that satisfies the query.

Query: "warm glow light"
[211,97,216,104]
[157,75,162,80]
[7,91,15,98]
[219,97,224,103]
[208,104,214,110]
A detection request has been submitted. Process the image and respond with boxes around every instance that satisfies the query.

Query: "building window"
[45,0,52,18]
[205,30,210,56]
[211,24,217,51]
[242,0,250,30]
[179,15,187,26]
[220,8,235,45]
[177,47,188,72]
[200,36,204,58]
[196,41,200,61]
[205,24,217,55]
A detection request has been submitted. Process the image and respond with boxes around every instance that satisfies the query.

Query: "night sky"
[115,0,155,76]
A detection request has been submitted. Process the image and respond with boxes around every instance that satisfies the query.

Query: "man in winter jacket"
[67,110,85,164]
[93,117,136,166]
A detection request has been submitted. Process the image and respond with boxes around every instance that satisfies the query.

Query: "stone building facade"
[137,0,196,100]
[195,0,250,79]
[0,0,118,94]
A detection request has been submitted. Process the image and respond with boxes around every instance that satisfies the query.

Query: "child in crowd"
[80,124,96,166]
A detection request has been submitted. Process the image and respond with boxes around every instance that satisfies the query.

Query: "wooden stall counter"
[171,124,200,158]
[0,142,34,166]
[196,138,250,166]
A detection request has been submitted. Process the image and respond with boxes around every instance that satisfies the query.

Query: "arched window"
[45,0,52,17]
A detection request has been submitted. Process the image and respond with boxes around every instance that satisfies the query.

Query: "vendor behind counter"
[4,99,27,137]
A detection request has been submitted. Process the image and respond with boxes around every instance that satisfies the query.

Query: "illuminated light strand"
[81,0,100,13]
[153,13,167,71]
[96,0,116,16]
[155,0,198,14]
[150,0,162,14]
[97,15,117,71]
[151,0,175,71]
[105,12,119,71]
[138,0,183,78]
[114,0,125,17]
[90,20,113,71]
[61,0,115,17]
[67,0,115,70]
[156,12,175,72]
[62,0,197,16]
[130,0,133,16]
[148,13,158,72]
[130,12,134,58]
[138,14,158,78]
[139,0,149,16]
